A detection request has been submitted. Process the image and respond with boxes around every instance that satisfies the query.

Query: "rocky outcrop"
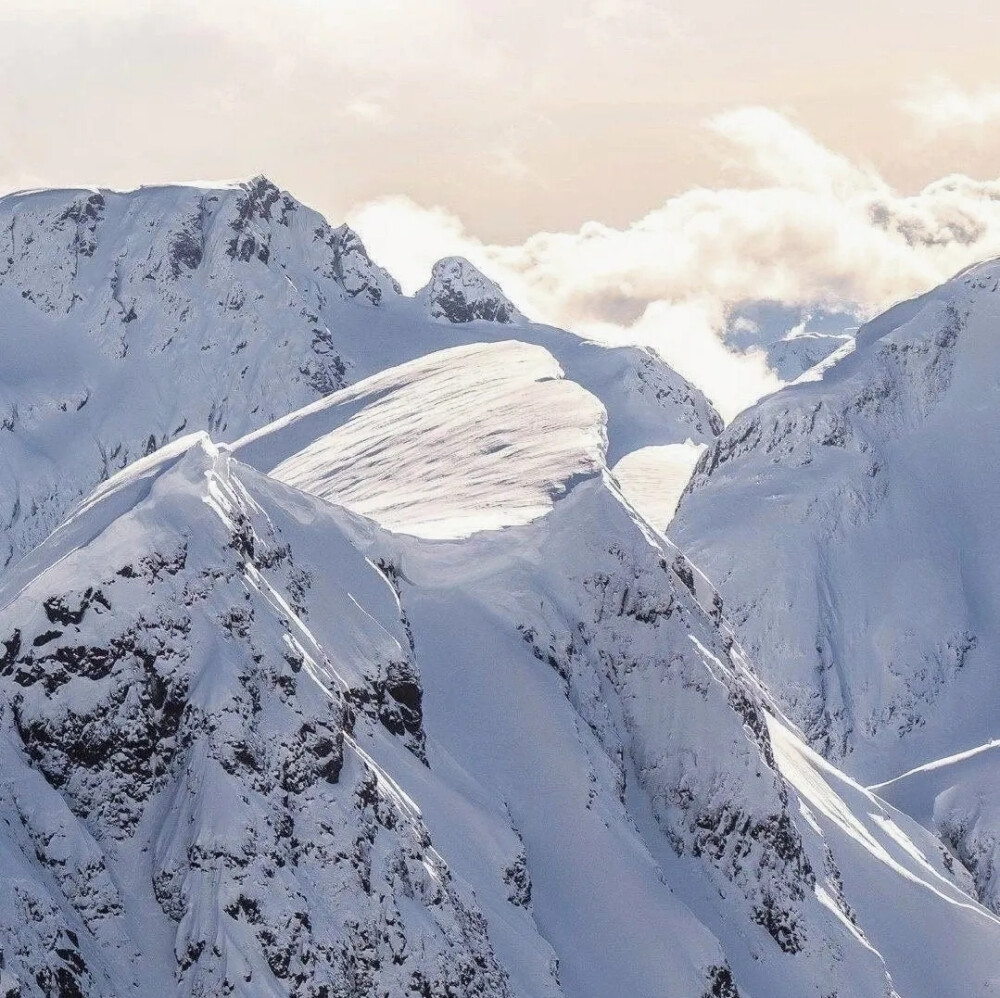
[0,439,510,998]
[419,257,519,324]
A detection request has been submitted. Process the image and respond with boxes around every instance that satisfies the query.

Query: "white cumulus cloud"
[348,108,1000,421]
[900,78,1000,133]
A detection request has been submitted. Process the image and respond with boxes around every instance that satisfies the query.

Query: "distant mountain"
[724,301,859,382]
[0,177,720,572]
[765,330,855,381]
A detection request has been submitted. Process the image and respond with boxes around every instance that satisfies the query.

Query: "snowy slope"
[609,441,707,531]
[0,435,519,998]
[765,331,856,381]
[673,258,1000,785]
[232,340,1000,997]
[872,742,1000,916]
[0,178,720,572]
[377,472,1000,998]
[9,341,1000,995]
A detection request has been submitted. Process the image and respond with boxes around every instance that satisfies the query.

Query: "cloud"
[707,106,884,198]
[347,109,1000,421]
[343,99,392,127]
[582,0,679,47]
[484,135,535,182]
[900,78,1000,133]
[345,197,477,294]
[585,299,786,418]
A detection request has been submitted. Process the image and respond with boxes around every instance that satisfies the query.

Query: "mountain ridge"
[3,337,998,996]
[0,175,721,573]
[673,256,1000,784]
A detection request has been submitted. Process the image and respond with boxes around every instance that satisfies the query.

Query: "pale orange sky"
[2,0,1000,241]
[6,0,1000,418]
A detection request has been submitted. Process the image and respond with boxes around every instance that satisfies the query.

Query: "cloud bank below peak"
[347,107,1000,421]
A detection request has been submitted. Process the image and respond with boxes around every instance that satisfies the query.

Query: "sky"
[4,0,1000,417]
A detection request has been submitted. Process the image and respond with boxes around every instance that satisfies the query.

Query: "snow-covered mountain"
[6,175,1000,996]
[724,302,859,382]
[673,259,1000,792]
[4,338,1000,997]
[688,262,1000,934]
[766,330,856,381]
[0,177,720,572]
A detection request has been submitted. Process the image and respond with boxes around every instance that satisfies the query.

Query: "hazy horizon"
[5,1,1000,234]
[5,0,1000,416]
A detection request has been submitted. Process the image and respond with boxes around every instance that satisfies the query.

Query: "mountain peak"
[241,172,281,193]
[324,222,402,300]
[419,256,520,324]
[673,256,1000,780]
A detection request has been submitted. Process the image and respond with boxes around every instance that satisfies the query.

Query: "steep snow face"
[234,341,607,538]
[385,470,1000,998]
[0,179,720,572]
[873,742,1000,915]
[764,717,1000,998]
[382,479,900,998]
[610,441,707,530]
[418,256,520,324]
[673,258,1000,783]
[0,436,519,998]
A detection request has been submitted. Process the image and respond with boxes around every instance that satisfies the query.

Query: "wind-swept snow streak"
[235,341,607,538]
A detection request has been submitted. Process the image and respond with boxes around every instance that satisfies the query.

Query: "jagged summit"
[0,178,400,568]
[0,179,722,573]
[419,255,520,324]
[0,424,511,998]
[0,174,399,305]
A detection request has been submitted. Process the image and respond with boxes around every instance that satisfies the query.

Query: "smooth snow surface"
[234,341,606,538]
[611,441,706,530]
